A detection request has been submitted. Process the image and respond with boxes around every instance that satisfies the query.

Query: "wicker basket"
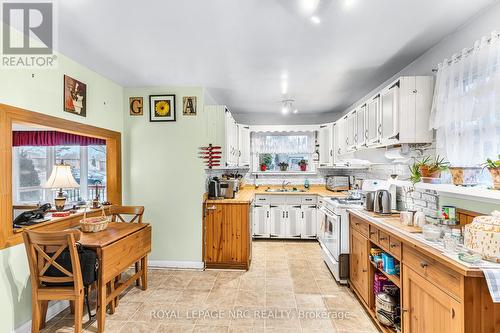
[80,206,110,233]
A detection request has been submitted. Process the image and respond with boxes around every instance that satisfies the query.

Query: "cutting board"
[363,211,422,233]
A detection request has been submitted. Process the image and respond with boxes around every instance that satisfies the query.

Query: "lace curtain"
[429,31,500,166]
[251,132,315,154]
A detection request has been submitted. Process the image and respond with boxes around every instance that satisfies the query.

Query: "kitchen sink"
[265,188,307,193]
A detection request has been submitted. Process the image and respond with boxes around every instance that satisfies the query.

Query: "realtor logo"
[1,1,57,68]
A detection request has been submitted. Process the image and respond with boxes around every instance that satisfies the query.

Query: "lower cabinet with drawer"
[348,212,500,333]
[251,195,317,239]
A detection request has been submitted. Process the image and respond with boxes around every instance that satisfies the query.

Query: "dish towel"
[482,269,500,303]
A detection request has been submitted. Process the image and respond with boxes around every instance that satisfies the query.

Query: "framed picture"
[183,96,197,116]
[129,97,143,116]
[63,75,87,117]
[149,94,176,122]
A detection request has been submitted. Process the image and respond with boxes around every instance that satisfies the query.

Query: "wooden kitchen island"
[348,209,500,333]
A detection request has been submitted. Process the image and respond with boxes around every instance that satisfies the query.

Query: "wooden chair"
[109,205,144,224]
[23,230,85,333]
[108,205,146,310]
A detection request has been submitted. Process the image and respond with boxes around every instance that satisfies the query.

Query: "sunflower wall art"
[149,94,176,122]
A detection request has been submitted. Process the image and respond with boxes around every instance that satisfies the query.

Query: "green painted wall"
[122,87,207,263]
[0,52,124,332]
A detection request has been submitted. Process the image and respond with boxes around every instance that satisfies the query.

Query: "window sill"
[390,179,500,204]
[252,171,317,176]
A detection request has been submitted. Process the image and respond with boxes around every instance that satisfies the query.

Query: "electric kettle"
[374,190,392,214]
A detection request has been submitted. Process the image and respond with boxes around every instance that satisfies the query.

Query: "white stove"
[318,180,395,284]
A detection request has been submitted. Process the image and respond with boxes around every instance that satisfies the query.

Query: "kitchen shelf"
[370,260,401,288]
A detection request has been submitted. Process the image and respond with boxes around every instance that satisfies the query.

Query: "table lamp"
[42,163,80,211]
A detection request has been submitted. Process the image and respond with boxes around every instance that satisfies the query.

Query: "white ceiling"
[57,0,496,115]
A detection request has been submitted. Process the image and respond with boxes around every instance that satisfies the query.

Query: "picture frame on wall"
[63,75,87,117]
[129,97,143,116]
[183,96,197,116]
[149,94,176,122]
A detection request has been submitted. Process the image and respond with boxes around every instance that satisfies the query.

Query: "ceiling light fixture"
[310,15,321,24]
[280,99,297,115]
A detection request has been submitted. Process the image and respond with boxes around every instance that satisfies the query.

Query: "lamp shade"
[42,164,80,189]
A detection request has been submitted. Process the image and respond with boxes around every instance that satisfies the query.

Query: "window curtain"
[251,132,315,154]
[13,131,106,147]
[429,31,500,166]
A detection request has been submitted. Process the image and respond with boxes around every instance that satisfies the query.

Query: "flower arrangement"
[298,159,308,171]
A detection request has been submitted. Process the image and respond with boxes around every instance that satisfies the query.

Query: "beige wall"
[0,53,124,332]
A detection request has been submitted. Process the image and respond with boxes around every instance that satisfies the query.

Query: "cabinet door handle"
[330,149,333,156]
[267,211,269,218]
[420,261,428,269]
[355,222,360,226]
[302,212,304,219]
[286,211,289,218]
[354,134,358,142]
[365,130,369,139]
[451,308,455,319]
[362,269,368,272]
[378,124,382,134]
[390,243,398,248]
[283,211,285,219]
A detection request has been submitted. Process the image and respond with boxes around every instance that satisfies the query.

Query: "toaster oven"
[326,175,350,192]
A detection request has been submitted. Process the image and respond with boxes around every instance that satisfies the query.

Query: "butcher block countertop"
[348,209,488,277]
[205,185,346,204]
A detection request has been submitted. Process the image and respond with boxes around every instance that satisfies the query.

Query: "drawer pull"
[420,261,428,268]
[362,269,368,272]
[370,231,377,236]
[355,222,360,226]
[390,243,398,248]
[206,206,217,210]
[379,237,387,241]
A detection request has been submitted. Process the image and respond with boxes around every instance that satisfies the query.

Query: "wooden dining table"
[78,222,152,333]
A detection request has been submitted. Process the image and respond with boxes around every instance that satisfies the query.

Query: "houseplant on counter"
[484,155,500,190]
[298,159,308,171]
[278,162,289,172]
[260,163,267,172]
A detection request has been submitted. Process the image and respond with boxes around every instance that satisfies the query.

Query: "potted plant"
[449,166,482,186]
[409,155,449,184]
[278,162,289,172]
[260,163,267,172]
[259,154,272,172]
[298,159,308,171]
[418,155,449,183]
[484,155,500,190]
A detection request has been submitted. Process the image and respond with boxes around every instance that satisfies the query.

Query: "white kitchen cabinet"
[318,123,333,167]
[238,125,251,167]
[346,111,357,152]
[334,118,347,161]
[380,84,399,145]
[254,196,318,239]
[270,205,286,238]
[356,104,366,148]
[205,105,241,168]
[301,205,317,239]
[252,204,270,238]
[366,95,380,146]
[287,205,303,238]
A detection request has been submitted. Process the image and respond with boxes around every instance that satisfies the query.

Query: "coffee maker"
[208,177,221,199]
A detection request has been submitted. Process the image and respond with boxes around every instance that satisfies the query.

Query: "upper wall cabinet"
[205,105,245,168]
[318,123,333,167]
[336,76,434,157]
[238,125,251,167]
[366,95,380,146]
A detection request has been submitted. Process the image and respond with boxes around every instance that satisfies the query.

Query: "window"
[252,132,315,172]
[12,145,107,204]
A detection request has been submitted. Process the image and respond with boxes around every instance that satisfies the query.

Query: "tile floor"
[42,240,379,333]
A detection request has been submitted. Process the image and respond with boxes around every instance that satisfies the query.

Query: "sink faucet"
[281,180,291,191]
